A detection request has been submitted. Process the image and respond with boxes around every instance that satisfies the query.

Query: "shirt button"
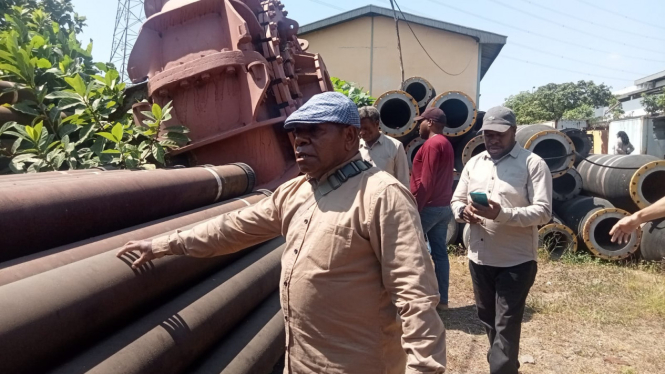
[304,219,308,224]
[284,315,289,321]
[294,249,298,254]
[481,238,484,241]
[283,281,288,286]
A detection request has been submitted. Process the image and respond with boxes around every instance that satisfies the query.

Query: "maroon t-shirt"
[410,134,455,211]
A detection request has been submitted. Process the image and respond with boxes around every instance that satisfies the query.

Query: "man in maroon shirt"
[410,107,455,310]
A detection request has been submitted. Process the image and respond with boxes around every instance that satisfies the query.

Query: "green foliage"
[331,77,376,108]
[0,2,189,173]
[504,81,618,125]
[642,88,665,116]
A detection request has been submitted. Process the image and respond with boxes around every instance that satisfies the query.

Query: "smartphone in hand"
[469,192,490,207]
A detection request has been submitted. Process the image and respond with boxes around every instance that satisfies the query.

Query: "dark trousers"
[469,260,538,374]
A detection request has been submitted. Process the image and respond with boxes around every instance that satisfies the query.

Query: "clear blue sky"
[73,0,665,110]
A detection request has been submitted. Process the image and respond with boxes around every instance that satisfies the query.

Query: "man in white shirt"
[358,106,410,186]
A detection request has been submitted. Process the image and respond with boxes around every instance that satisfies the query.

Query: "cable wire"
[576,0,665,32]
[307,0,346,12]
[423,0,665,64]
[501,55,634,82]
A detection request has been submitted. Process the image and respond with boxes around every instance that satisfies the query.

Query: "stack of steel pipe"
[516,124,576,178]
[0,163,256,262]
[640,218,665,261]
[402,77,436,113]
[427,91,477,138]
[538,213,578,260]
[552,167,583,202]
[554,196,641,261]
[561,128,592,165]
[576,154,665,212]
[375,90,420,141]
[405,137,425,171]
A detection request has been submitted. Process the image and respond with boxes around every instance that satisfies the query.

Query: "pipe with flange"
[191,292,285,374]
[0,191,270,286]
[561,128,592,165]
[0,163,256,262]
[461,133,486,168]
[401,77,436,112]
[446,218,459,246]
[576,154,665,212]
[53,239,285,374]
[640,218,665,261]
[462,223,471,249]
[405,137,425,171]
[0,225,280,373]
[554,196,641,260]
[516,124,575,178]
[552,167,583,202]
[427,91,477,138]
[538,223,578,260]
[375,90,420,139]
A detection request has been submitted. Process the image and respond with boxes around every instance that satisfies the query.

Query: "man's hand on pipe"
[117,240,156,269]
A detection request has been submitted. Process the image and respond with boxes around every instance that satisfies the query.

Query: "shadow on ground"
[442,304,537,336]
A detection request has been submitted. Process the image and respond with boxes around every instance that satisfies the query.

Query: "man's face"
[359,118,380,143]
[418,119,431,139]
[292,122,358,179]
[483,127,516,159]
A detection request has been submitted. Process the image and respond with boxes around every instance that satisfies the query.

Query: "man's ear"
[345,126,360,151]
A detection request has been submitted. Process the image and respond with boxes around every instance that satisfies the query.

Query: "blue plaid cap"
[284,92,361,129]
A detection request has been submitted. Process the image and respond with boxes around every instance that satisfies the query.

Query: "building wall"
[300,15,480,103]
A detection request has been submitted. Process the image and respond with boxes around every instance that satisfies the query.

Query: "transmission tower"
[110,0,145,82]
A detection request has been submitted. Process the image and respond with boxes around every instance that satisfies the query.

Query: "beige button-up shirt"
[360,133,411,187]
[451,144,552,267]
[152,154,446,374]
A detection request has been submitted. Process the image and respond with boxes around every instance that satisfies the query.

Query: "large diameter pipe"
[554,196,641,260]
[538,223,578,260]
[461,133,486,168]
[0,232,280,373]
[462,223,471,249]
[402,76,436,111]
[446,218,460,246]
[552,167,583,202]
[191,292,285,374]
[640,218,665,261]
[0,191,270,286]
[375,90,420,139]
[0,167,125,185]
[405,137,425,171]
[516,124,575,178]
[561,128,592,165]
[576,154,665,212]
[0,163,256,262]
[53,239,285,374]
[427,91,477,137]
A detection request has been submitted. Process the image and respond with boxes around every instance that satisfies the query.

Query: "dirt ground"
[442,251,665,374]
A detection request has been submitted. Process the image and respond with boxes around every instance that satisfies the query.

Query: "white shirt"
[360,133,410,187]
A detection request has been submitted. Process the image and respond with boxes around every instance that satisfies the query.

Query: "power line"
[307,0,345,12]
[501,55,634,82]
[576,0,665,32]
[422,0,665,64]
[510,41,647,76]
[487,0,665,54]
[515,0,665,43]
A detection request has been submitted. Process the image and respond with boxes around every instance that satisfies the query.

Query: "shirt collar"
[360,133,384,149]
[483,143,522,162]
[306,152,364,186]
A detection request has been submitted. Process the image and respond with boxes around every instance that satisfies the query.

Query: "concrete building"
[299,5,506,106]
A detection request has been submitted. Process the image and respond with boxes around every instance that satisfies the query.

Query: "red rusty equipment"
[129,0,333,189]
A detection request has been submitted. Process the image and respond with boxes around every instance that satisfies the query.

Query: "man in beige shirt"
[359,106,410,186]
[451,106,551,374]
[119,92,446,374]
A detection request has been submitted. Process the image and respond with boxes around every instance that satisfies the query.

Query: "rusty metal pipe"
[427,91,477,137]
[516,124,575,178]
[538,223,578,260]
[0,167,127,185]
[0,191,270,286]
[561,128,591,165]
[191,292,285,374]
[402,77,436,112]
[375,90,420,139]
[0,228,280,373]
[552,167,583,202]
[52,239,285,374]
[640,218,665,261]
[461,133,486,167]
[0,163,256,262]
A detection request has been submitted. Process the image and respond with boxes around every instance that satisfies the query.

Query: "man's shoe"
[436,303,448,311]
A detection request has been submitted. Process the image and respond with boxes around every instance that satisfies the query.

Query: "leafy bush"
[0,3,188,173]
[642,89,665,116]
[331,77,375,108]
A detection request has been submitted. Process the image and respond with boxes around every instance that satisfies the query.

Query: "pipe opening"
[410,144,423,164]
[533,139,567,170]
[380,98,412,130]
[642,171,665,204]
[553,172,577,195]
[570,136,587,155]
[405,83,427,103]
[439,99,468,129]
[542,230,573,260]
[593,217,628,252]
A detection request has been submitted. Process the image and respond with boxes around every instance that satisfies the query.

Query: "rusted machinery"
[427,91,477,137]
[0,191,270,286]
[52,239,284,374]
[130,0,333,189]
[0,163,255,262]
[640,219,665,261]
[554,196,641,260]
[516,124,575,178]
[576,154,665,212]
[375,90,420,140]
[552,167,583,202]
[402,76,436,113]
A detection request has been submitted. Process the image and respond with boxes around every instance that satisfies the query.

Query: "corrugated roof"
[298,5,507,80]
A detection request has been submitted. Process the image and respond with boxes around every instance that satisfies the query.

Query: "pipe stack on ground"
[427,91,477,138]
[561,128,592,165]
[405,137,425,171]
[576,154,665,212]
[52,239,285,374]
[538,212,578,260]
[552,167,583,202]
[640,218,665,261]
[375,90,420,140]
[402,77,436,113]
[516,124,576,178]
[554,196,641,260]
[0,163,256,261]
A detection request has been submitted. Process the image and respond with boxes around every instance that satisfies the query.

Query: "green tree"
[504,81,619,125]
[642,88,665,116]
[331,77,376,108]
